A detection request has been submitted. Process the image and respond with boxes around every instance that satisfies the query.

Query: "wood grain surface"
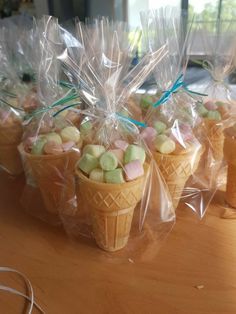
[0,170,236,314]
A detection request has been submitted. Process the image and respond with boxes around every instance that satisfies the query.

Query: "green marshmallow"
[105,168,125,184]
[80,121,92,134]
[89,168,104,182]
[99,152,118,171]
[83,145,105,158]
[140,95,153,109]
[155,135,176,154]
[124,144,146,164]
[215,101,225,107]
[207,110,222,121]
[78,153,98,174]
[45,132,62,145]
[60,126,80,143]
[31,137,47,155]
[197,104,208,117]
[153,121,167,135]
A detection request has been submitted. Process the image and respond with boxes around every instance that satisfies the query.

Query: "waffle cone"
[0,123,23,175]
[25,150,80,214]
[154,147,203,209]
[75,165,148,252]
[203,119,224,162]
[0,144,23,175]
[224,133,236,208]
[0,122,22,145]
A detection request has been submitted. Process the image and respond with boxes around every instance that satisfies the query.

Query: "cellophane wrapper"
[194,20,236,214]
[58,18,175,261]
[140,7,216,218]
[0,26,25,175]
[19,16,81,225]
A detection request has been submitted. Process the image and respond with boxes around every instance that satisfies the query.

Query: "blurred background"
[0,0,236,87]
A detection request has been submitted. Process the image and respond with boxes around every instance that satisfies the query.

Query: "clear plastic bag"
[58,18,175,260]
[140,7,216,218]
[195,21,236,215]
[0,27,24,175]
[19,16,82,225]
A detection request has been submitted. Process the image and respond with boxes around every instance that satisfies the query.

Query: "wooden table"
[0,170,236,314]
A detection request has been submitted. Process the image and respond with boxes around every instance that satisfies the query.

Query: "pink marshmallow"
[108,149,124,163]
[140,127,157,141]
[114,140,129,151]
[62,141,75,152]
[140,127,157,150]
[24,136,38,152]
[124,160,144,181]
[204,100,217,111]
[44,141,63,155]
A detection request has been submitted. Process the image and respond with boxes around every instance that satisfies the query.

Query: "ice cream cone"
[0,123,23,175]
[75,165,148,252]
[25,150,80,214]
[224,132,236,208]
[153,146,203,209]
[203,119,224,162]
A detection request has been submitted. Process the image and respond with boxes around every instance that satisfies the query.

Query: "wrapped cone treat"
[142,121,204,209]
[76,145,148,251]
[140,8,210,215]
[224,126,236,208]
[20,16,82,223]
[22,115,82,218]
[58,17,175,258]
[197,100,232,163]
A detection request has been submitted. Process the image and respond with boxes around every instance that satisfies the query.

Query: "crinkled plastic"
[194,20,236,214]
[19,16,82,225]
[58,18,175,260]
[0,27,25,175]
[140,7,216,218]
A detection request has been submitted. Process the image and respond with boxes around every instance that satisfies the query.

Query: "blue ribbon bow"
[153,73,207,108]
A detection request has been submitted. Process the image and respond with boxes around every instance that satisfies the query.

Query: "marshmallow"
[105,168,125,184]
[60,126,80,143]
[124,144,146,164]
[114,140,129,151]
[83,144,105,158]
[108,149,124,163]
[78,153,99,174]
[80,121,92,134]
[140,127,157,150]
[204,100,217,111]
[62,141,75,152]
[153,121,167,135]
[99,152,118,171]
[89,168,104,182]
[155,135,176,154]
[197,104,208,117]
[124,160,144,181]
[140,95,153,109]
[207,110,222,121]
[45,132,62,145]
[44,141,63,155]
[31,137,47,155]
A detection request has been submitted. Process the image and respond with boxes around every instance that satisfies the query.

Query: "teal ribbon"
[153,73,207,108]
[25,88,80,120]
[59,80,75,89]
[0,98,24,112]
[116,112,147,128]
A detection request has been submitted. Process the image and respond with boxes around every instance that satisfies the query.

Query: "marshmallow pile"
[25,126,82,155]
[197,100,229,121]
[141,121,195,155]
[77,140,146,184]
